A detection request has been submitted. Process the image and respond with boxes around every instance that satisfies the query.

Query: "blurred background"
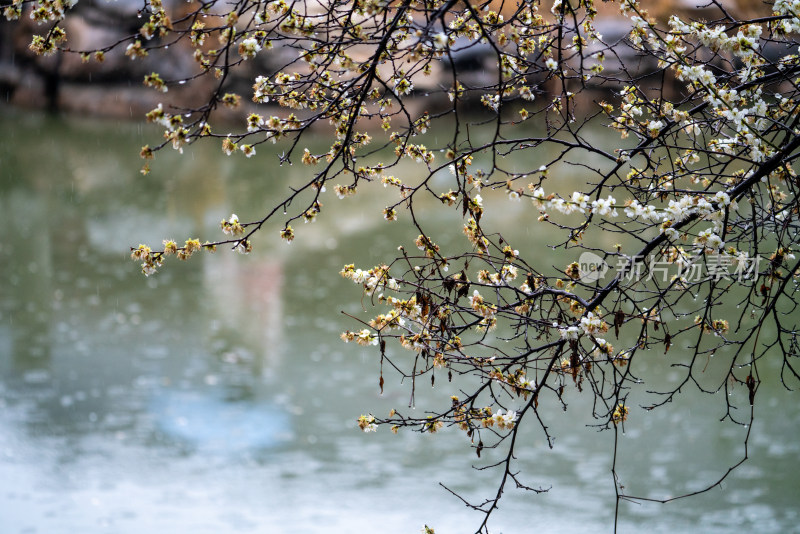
[0,108,798,533]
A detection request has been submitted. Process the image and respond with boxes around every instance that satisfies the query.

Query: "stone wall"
[0,0,774,118]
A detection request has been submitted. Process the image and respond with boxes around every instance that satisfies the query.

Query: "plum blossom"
[571,191,590,212]
[695,228,724,252]
[557,324,580,340]
[238,37,261,59]
[358,414,378,432]
[591,195,618,217]
[433,32,448,49]
[531,186,547,211]
[492,409,517,430]
[580,312,604,335]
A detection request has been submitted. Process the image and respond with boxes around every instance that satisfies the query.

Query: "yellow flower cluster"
[612,403,629,425]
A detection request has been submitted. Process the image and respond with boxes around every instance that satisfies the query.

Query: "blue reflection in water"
[151,388,291,453]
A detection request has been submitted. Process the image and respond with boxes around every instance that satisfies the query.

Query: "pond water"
[0,109,798,533]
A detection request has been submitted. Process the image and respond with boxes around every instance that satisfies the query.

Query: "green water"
[0,108,798,533]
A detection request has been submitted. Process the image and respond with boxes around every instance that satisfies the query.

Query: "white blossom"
[558,324,580,340]
[591,196,618,217]
[580,312,604,335]
[239,37,262,59]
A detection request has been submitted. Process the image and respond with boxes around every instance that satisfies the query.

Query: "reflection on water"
[0,109,798,533]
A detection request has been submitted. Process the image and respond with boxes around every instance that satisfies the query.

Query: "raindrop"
[23,370,50,384]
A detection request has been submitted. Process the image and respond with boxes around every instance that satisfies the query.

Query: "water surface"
[0,109,798,533]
